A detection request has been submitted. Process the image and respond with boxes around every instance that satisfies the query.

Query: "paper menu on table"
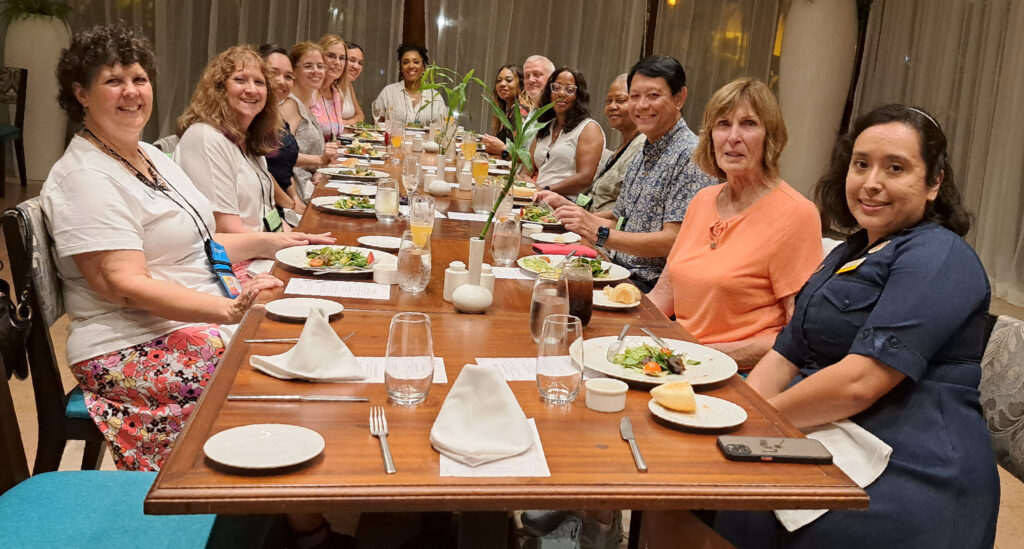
[439,419,549,477]
[445,212,491,222]
[355,357,448,384]
[398,205,446,218]
[284,278,392,300]
[490,267,532,280]
[474,358,536,381]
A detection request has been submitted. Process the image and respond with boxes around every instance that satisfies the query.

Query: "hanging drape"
[853,0,1024,306]
[423,0,647,148]
[65,0,403,141]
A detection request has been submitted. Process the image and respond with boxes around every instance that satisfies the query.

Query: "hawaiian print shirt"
[611,117,716,283]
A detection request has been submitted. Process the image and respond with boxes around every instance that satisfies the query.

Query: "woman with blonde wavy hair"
[312,34,363,135]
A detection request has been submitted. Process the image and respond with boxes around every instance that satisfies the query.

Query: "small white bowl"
[585,378,628,413]
[373,263,398,285]
[521,223,543,238]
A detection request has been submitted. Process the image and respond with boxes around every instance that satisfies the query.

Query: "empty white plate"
[647,396,747,430]
[265,298,344,322]
[204,423,325,469]
[357,235,402,251]
[530,232,582,244]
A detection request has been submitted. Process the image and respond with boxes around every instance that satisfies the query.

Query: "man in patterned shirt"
[536,55,716,292]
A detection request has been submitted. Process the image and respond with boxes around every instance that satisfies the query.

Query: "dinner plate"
[530,232,581,244]
[317,167,388,181]
[311,196,376,217]
[647,397,747,430]
[489,158,513,169]
[339,151,385,160]
[275,244,396,275]
[592,289,640,310]
[569,335,738,387]
[204,423,325,469]
[265,298,344,322]
[350,132,384,143]
[516,255,630,283]
[329,183,378,196]
[488,168,511,176]
[357,235,402,251]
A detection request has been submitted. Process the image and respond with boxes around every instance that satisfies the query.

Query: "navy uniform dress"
[716,223,1000,548]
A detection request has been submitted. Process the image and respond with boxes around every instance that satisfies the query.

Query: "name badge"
[204,239,241,298]
[575,194,592,208]
[263,208,284,233]
[835,257,865,274]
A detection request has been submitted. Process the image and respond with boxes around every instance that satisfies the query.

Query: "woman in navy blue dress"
[716,104,999,548]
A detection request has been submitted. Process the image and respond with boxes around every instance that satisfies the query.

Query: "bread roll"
[651,382,696,413]
[602,283,641,304]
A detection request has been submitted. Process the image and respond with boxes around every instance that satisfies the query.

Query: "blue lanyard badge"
[204,239,242,298]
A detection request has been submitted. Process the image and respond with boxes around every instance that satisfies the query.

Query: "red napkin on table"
[531,243,598,258]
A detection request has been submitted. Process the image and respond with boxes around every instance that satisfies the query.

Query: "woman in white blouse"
[371,43,445,126]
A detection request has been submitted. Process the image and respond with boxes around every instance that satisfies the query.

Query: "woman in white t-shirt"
[43,26,332,473]
[371,43,446,126]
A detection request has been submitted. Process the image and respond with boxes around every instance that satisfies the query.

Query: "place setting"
[311,195,377,217]
[317,166,390,181]
[274,244,396,277]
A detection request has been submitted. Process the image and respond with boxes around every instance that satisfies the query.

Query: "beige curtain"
[652,0,781,128]
[423,0,647,148]
[66,0,403,141]
[854,0,1024,306]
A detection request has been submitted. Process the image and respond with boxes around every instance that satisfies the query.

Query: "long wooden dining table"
[144,148,868,545]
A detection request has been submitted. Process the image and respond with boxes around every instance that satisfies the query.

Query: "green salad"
[521,204,557,223]
[612,343,700,376]
[333,196,373,210]
[305,247,373,269]
[520,256,611,278]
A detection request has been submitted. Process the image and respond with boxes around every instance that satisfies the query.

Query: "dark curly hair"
[396,43,428,81]
[536,67,591,138]
[57,25,157,123]
[814,103,972,237]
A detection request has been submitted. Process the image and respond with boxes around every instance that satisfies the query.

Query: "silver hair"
[524,54,555,73]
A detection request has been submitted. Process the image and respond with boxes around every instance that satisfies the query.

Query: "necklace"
[709,219,728,250]
[82,128,165,191]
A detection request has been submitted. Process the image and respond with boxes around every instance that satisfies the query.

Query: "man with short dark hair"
[536,55,715,292]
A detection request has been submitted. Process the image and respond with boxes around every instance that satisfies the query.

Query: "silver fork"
[369,406,396,474]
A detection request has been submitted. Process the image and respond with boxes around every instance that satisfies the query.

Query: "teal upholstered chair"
[980,314,1024,482]
[0,67,27,196]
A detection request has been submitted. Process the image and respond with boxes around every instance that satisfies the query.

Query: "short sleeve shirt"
[611,117,717,282]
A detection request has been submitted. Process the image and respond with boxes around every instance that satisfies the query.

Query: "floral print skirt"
[70,324,226,471]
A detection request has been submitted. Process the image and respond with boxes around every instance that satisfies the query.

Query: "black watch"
[500,148,511,160]
[596,226,610,247]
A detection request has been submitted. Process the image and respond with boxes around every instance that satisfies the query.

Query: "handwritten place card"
[439,419,550,477]
[490,267,532,280]
[446,212,491,222]
[475,357,536,381]
[284,278,391,300]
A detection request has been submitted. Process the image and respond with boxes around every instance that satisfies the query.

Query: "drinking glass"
[529,272,569,343]
[397,230,431,293]
[471,152,490,185]
[472,178,495,214]
[562,261,594,327]
[402,154,421,198]
[536,314,583,405]
[491,217,520,267]
[410,195,435,246]
[461,134,477,162]
[371,103,383,123]
[374,178,399,223]
[385,312,434,405]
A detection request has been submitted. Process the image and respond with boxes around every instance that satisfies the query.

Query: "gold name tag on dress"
[836,257,865,274]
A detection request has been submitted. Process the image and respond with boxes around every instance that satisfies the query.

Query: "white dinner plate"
[592,289,640,310]
[265,298,344,322]
[275,244,396,275]
[516,255,630,283]
[647,396,747,430]
[530,232,581,244]
[488,168,511,176]
[317,167,389,181]
[339,151,385,160]
[357,235,402,251]
[204,423,325,469]
[349,132,384,143]
[311,196,376,217]
[569,335,738,387]
[329,183,378,196]
[490,158,513,169]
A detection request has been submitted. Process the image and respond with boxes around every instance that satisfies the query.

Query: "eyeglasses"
[550,83,577,96]
[300,64,326,72]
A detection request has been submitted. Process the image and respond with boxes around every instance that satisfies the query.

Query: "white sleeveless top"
[533,118,604,190]
[342,88,356,119]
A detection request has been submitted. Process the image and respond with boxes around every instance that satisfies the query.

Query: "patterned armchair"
[980,315,1024,482]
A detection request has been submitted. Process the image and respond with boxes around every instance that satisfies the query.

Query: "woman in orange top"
[649,78,822,368]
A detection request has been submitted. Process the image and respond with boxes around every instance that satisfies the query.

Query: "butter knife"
[227,395,368,402]
[606,324,632,362]
[619,417,648,473]
[640,328,670,349]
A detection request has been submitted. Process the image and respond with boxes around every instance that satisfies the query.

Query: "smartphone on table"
[717,435,833,464]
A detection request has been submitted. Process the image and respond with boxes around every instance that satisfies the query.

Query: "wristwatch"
[501,148,511,160]
[596,226,610,247]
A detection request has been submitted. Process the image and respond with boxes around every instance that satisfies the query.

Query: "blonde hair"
[318,33,349,92]
[177,45,280,156]
[694,77,787,180]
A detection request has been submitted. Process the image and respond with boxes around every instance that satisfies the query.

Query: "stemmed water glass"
[402,154,422,213]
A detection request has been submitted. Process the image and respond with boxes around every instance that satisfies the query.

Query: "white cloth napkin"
[246,259,275,277]
[250,307,367,382]
[430,363,534,466]
[775,419,892,531]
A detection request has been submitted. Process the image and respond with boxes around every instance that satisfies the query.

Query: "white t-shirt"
[41,137,223,364]
[371,82,446,126]
[533,118,605,190]
[175,122,275,232]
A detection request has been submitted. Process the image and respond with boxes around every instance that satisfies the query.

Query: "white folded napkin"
[430,363,534,466]
[250,307,367,382]
[775,419,892,531]
[246,259,275,277]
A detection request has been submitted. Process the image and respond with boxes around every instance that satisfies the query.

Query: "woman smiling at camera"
[714,104,999,548]
[279,42,339,201]
[649,78,822,368]
[371,43,445,125]
[481,64,530,156]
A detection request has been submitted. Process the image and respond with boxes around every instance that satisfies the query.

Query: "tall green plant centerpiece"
[418,65,484,155]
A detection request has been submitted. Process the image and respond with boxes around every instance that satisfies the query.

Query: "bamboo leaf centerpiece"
[418,65,486,154]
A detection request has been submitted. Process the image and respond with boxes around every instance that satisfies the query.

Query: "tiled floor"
[3,175,1024,547]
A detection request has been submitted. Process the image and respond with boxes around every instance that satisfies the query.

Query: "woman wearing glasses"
[529,67,605,197]
[279,42,338,200]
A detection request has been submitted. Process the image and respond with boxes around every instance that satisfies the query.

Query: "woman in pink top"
[649,78,822,368]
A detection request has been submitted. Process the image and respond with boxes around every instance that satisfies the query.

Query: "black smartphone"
[717,435,833,464]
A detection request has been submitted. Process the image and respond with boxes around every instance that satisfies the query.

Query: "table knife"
[606,323,632,362]
[640,328,670,349]
[227,395,368,402]
[619,417,648,473]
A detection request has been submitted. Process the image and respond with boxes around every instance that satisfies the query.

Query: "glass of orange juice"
[461,134,477,162]
[471,152,490,184]
[409,195,435,246]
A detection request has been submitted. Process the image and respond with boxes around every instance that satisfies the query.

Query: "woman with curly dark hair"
[371,43,445,125]
[528,66,605,197]
[714,104,998,548]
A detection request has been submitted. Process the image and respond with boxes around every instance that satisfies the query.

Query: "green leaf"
[484,96,512,133]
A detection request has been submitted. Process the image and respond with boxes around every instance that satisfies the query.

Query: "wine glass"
[385,312,434,404]
[402,154,421,199]
[371,102,383,124]
[536,314,583,405]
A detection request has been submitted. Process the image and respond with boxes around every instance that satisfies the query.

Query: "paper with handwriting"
[285,279,391,300]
